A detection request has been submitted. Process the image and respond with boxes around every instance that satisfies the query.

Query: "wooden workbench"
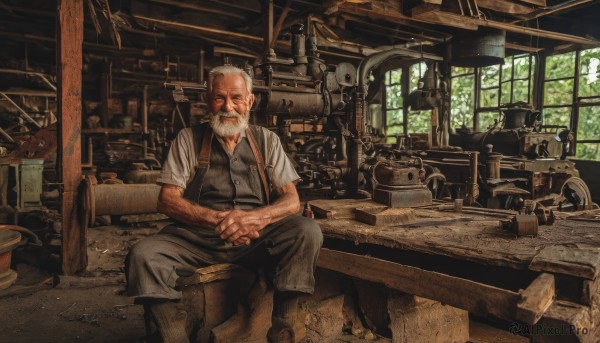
[310,198,600,343]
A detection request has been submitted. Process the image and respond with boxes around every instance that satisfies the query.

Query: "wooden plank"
[309,199,384,219]
[388,294,469,342]
[411,7,600,46]
[516,273,555,324]
[506,42,545,52]
[177,264,245,287]
[477,0,536,15]
[317,248,525,322]
[581,277,600,306]
[529,246,600,280]
[354,207,416,226]
[470,320,529,343]
[516,0,546,6]
[58,0,84,275]
[534,300,595,342]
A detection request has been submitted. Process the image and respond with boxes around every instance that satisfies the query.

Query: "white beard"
[210,110,249,138]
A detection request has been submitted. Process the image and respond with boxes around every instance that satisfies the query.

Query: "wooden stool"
[176,264,273,343]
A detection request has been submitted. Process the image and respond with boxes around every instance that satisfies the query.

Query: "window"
[542,51,576,131]
[384,68,403,141]
[500,55,535,105]
[450,66,475,130]
[407,62,431,134]
[575,47,600,160]
[480,65,500,109]
[539,49,600,160]
[451,55,535,131]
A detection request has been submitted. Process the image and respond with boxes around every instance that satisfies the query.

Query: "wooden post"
[57,0,85,275]
[263,0,274,59]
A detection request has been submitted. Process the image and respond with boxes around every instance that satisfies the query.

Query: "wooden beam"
[411,7,600,46]
[516,0,546,6]
[505,42,544,52]
[270,0,293,50]
[263,0,274,57]
[134,15,263,42]
[476,0,536,15]
[512,0,595,23]
[317,248,553,324]
[57,0,85,275]
[516,273,555,324]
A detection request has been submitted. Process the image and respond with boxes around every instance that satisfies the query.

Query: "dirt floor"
[0,225,154,343]
[0,222,522,343]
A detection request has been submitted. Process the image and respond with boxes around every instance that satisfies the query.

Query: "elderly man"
[126,65,323,343]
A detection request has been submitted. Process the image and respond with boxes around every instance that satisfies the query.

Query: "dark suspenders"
[245,127,271,205]
[195,124,270,205]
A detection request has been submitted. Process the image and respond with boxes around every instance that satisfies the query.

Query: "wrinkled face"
[208,74,254,138]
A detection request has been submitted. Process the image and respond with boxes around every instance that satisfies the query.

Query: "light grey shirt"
[157,126,300,191]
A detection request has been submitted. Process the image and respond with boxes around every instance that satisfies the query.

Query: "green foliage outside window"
[500,55,534,106]
[480,88,499,108]
[512,80,530,103]
[542,49,600,160]
[579,48,600,101]
[546,52,576,79]
[386,84,402,109]
[576,144,600,160]
[543,107,571,129]
[407,110,430,134]
[479,111,499,130]
[405,62,432,134]
[450,68,474,130]
[578,106,600,141]
[481,65,500,88]
[544,79,574,105]
[385,69,403,142]
[409,62,427,92]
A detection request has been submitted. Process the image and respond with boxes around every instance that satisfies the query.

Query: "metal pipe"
[0,92,42,128]
[147,0,246,21]
[88,137,93,165]
[133,15,263,42]
[0,69,56,92]
[198,49,205,83]
[0,128,15,143]
[142,85,149,158]
[468,152,479,205]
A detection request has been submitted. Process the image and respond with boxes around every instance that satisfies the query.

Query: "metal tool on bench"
[369,158,432,208]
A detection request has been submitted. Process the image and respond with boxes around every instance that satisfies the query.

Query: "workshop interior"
[1,0,600,342]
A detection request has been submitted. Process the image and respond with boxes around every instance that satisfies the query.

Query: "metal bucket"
[0,230,20,290]
[451,28,505,67]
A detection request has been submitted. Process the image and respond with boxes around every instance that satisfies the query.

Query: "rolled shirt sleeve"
[262,128,301,189]
[156,128,196,189]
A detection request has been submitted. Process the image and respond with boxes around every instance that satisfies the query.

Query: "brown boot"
[268,318,295,343]
[149,301,190,343]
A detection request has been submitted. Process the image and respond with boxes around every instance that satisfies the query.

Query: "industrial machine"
[167,24,435,207]
[423,103,594,210]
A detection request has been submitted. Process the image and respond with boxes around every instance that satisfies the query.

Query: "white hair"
[207,65,253,95]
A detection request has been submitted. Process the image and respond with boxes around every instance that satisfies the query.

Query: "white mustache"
[215,110,242,119]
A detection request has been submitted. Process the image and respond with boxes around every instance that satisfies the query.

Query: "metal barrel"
[81,175,160,227]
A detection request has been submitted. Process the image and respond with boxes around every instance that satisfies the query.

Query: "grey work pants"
[126,214,323,301]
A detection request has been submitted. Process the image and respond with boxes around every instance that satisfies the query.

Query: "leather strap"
[246,127,270,204]
[197,125,213,169]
